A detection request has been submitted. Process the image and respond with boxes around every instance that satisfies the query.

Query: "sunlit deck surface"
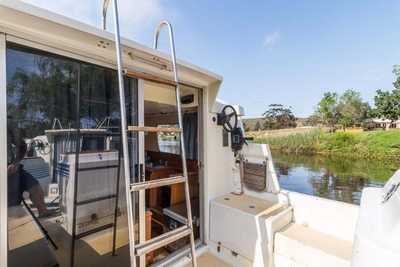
[184,252,231,267]
[52,230,131,266]
[9,206,227,267]
[8,206,133,267]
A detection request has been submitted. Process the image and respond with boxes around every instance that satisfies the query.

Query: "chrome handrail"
[101,1,136,266]
[154,21,197,267]
[102,0,110,30]
[52,118,62,130]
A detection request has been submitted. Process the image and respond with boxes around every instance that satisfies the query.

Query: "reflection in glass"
[6,43,136,266]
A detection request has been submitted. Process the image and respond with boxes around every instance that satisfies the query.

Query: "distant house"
[373,118,392,130]
[392,119,400,129]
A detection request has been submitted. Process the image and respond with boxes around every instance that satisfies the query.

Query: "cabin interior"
[140,82,202,263]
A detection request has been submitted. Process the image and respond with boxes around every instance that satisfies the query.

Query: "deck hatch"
[243,161,268,192]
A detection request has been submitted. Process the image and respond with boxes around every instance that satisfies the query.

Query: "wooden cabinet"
[169,172,199,206]
[145,209,153,265]
[145,166,177,208]
[145,165,199,238]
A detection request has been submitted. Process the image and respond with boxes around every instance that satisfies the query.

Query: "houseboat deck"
[8,205,232,267]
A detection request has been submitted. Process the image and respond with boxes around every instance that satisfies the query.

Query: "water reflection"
[272,151,396,205]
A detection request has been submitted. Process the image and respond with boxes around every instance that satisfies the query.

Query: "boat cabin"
[1,1,400,267]
[0,1,244,266]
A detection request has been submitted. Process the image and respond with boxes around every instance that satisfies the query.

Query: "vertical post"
[0,33,8,267]
[70,64,82,267]
[112,138,122,256]
[137,79,146,266]
[110,1,136,266]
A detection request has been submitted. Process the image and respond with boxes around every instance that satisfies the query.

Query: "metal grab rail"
[154,22,179,83]
[101,1,136,267]
[102,0,110,30]
[154,21,197,267]
[52,118,63,130]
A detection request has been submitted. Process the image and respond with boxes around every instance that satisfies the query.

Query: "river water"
[160,140,396,205]
[271,150,396,205]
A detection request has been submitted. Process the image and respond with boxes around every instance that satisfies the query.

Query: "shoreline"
[247,127,400,164]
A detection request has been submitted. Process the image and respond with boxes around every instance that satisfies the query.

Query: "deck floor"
[9,206,231,267]
[52,228,131,267]
[184,252,232,267]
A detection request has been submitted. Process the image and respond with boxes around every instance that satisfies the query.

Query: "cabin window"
[5,42,137,266]
[157,124,181,154]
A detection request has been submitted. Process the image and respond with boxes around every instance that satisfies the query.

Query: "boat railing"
[96,116,111,130]
[52,118,63,130]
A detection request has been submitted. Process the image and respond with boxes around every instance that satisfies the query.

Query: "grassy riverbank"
[248,128,400,162]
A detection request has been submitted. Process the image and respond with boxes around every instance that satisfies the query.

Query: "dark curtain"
[183,112,198,159]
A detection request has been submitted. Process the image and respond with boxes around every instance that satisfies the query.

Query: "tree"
[253,121,261,131]
[262,104,297,130]
[337,89,365,131]
[307,113,320,126]
[392,65,400,89]
[361,102,372,123]
[7,53,121,138]
[370,89,400,121]
[7,59,79,137]
[316,92,339,132]
[370,66,400,122]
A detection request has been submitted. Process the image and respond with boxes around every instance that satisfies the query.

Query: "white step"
[274,222,352,267]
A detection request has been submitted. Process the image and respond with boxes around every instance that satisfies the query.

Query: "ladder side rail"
[154,21,197,267]
[112,137,123,256]
[109,1,136,266]
[137,79,147,267]
[102,0,110,30]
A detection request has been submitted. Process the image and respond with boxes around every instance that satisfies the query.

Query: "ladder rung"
[135,225,192,256]
[127,126,182,133]
[123,69,178,87]
[76,194,117,206]
[75,223,114,239]
[131,176,186,191]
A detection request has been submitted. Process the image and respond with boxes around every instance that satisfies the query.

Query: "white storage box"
[57,150,126,235]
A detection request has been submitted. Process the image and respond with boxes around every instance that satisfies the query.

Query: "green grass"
[252,128,400,163]
[252,128,323,154]
[320,130,400,161]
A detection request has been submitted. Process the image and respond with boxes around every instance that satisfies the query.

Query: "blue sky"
[21,0,400,118]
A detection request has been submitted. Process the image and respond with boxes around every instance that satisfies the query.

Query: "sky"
[20,0,400,118]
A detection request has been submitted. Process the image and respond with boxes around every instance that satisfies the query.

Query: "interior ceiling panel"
[143,84,198,116]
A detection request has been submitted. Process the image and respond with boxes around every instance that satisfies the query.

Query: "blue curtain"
[183,112,197,159]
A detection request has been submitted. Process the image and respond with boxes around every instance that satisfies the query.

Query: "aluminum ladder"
[102,1,197,266]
